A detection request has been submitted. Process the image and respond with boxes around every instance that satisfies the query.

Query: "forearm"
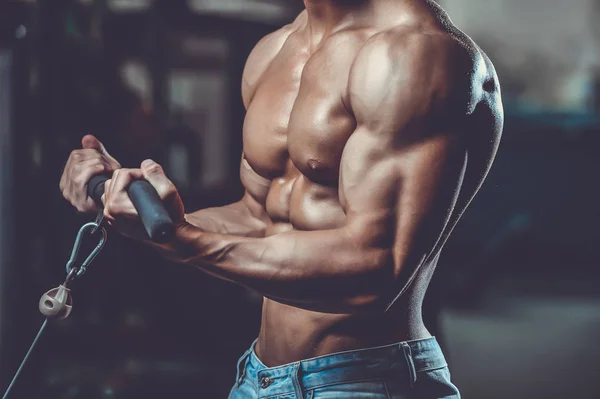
[185,197,266,238]
[154,222,393,311]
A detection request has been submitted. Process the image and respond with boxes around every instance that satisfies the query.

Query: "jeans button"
[260,376,273,389]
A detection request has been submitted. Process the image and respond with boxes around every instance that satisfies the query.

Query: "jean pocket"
[307,379,391,399]
[414,367,460,398]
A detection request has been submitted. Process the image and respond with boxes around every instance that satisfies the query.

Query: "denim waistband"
[235,337,447,398]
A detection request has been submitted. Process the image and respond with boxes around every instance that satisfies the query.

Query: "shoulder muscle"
[348,29,476,136]
[241,13,305,108]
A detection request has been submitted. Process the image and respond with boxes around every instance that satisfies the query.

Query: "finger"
[59,169,66,193]
[104,174,119,212]
[73,149,104,162]
[103,178,115,221]
[73,149,116,170]
[67,149,115,178]
[62,159,108,203]
[72,158,110,190]
[112,168,145,194]
[140,159,175,199]
[107,169,144,217]
[84,197,99,213]
[102,176,112,205]
[68,149,99,166]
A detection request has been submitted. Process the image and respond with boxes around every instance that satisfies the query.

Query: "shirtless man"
[60,0,503,397]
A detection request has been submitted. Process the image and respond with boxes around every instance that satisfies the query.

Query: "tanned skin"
[60,0,503,367]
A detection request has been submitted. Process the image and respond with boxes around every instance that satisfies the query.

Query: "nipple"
[307,158,324,171]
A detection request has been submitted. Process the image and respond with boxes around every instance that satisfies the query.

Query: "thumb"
[82,134,108,154]
[140,159,184,223]
[82,134,121,169]
[140,159,174,197]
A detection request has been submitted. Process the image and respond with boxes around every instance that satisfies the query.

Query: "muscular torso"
[240,3,500,366]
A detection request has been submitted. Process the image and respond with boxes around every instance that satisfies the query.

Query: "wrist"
[147,219,200,261]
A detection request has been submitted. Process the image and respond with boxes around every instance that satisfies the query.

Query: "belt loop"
[236,348,252,388]
[401,342,417,387]
[291,362,304,398]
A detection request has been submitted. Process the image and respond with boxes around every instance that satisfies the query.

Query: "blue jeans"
[228,337,460,398]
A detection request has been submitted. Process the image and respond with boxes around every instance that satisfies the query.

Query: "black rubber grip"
[87,174,175,243]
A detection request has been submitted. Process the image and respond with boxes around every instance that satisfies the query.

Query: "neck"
[303,0,373,34]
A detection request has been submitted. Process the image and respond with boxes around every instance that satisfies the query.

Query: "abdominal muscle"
[256,282,432,367]
[244,160,432,367]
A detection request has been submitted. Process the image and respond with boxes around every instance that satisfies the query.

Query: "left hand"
[102,159,185,241]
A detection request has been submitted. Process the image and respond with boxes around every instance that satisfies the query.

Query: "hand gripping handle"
[87,175,175,243]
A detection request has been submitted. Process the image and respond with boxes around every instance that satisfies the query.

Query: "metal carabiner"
[65,222,107,277]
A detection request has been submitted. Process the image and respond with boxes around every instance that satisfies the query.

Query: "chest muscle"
[242,32,365,227]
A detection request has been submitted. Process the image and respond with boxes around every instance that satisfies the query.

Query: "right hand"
[60,135,121,214]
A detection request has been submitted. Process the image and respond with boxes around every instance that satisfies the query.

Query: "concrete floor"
[443,282,600,399]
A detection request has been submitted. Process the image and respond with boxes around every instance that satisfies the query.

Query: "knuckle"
[83,148,100,156]
[87,154,103,163]
[146,163,163,175]
[71,151,83,161]
[72,174,86,186]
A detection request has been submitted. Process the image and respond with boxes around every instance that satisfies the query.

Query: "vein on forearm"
[155,222,393,311]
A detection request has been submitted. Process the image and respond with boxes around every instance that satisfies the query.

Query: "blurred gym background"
[0,0,599,398]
